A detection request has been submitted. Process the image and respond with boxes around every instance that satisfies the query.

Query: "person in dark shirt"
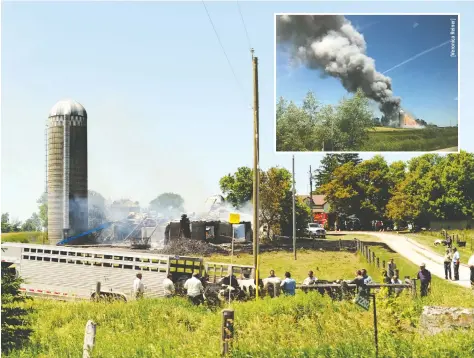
[268,270,276,278]
[388,259,397,278]
[417,263,432,297]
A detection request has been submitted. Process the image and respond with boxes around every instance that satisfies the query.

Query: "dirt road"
[365,232,471,288]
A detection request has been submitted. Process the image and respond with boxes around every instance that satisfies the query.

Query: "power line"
[201,1,249,106]
[236,1,252,52]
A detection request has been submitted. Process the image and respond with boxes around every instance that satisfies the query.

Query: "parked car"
[307,223,326,239]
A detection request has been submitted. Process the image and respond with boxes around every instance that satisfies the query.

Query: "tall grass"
[5,249,473,357]
[6,291,473,357]
[362,127,458,151]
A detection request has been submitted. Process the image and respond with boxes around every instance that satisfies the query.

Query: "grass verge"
[1,232,46,244]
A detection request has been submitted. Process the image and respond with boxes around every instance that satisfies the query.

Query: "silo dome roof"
[49,99,87,118]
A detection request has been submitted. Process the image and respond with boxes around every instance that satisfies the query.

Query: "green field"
[361,127,458,151]
[1,231,46,244]
[5,247,474,357]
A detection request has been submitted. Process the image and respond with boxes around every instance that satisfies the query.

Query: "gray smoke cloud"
[276,15,401,119]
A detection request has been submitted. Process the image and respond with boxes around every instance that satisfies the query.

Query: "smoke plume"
[276,15,401,119]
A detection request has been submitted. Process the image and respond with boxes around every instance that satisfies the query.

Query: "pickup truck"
[307,223,326,239]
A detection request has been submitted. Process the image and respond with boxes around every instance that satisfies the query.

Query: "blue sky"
[276,14,459,125]
[1,1,473,221]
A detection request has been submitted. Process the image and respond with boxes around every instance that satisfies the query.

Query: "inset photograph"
[275,14,459,152]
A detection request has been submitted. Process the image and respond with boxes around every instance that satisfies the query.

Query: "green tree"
[277,89,374,151]
[37,193,48,229]
[279,193,312,237]
[219,167,253,208]
[386,154,443,226]
[387,160,407,194]
[432,151,474,220]
[319,162,360,221]
[276,92,320,151]
[20,213,42,232]
[150,193,185,213]
[334,89,374,150]
[259,167,292,240]
[1,266,33,354]
[354,155,391,227]
[1,213,11,233]
[314,154,362,190]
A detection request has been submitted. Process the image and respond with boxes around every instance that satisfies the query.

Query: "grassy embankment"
[407,230,474,259]
[5,234,474,358]
[361,127,458,151]
[1,231,47,244]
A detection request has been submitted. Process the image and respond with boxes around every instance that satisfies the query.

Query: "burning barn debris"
[276,15,401,122]
[164,214,252,245]
[57,194,253,253]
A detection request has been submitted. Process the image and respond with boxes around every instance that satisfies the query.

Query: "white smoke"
[276,15,401,119]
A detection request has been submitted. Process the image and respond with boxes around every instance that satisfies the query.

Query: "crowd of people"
[131,253,474,304]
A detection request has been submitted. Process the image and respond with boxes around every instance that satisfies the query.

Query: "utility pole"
[292,155,296,260]
[309,165,313,200]
[251,49,260,295]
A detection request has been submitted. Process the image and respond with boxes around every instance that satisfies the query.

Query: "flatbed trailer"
[1,242,254,301]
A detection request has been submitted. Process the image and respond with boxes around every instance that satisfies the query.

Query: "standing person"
[417,263,432,297]
[163,274,175,298]
[388,259,397,278]
[361,269,373,284]
[452,248,460,281]
[280,272,297,296]
[268,270,276,278]
[443,249,452,280]
[382,270,391,284]
[184,271,204,305]
[391,275,403,297]
[133,273,145,299]
[468,254,474,289]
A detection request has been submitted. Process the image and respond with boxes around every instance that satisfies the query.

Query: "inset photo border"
[274,13,460,153]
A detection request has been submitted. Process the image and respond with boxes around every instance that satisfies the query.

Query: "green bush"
[1,267,33,355]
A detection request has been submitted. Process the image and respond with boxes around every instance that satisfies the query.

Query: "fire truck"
[1,242,254,302]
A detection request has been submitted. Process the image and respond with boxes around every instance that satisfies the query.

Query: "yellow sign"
[228,213,241,224]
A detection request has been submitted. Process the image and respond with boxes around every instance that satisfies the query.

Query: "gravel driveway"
[364,232,471,289]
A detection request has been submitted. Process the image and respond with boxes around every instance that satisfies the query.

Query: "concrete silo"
[47,99,88,244]
[398,110,405,127]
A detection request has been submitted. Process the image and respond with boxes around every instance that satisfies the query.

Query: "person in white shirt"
[163,274,175,298]
[468,254,474,289]
[391,275,403,296]
[184,271,204,305]
[452,248,461,281]
[133,273,145,299]
[303,270,318,286]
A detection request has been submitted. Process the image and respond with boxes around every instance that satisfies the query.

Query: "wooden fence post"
[83,320,97,358]
[368,249,372,263]
[376,258,380,268]
[411,279,417,298]
[222,309,235,356]
[95,282,101,301]
[382,260,385,270]
[372,252,376,264]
